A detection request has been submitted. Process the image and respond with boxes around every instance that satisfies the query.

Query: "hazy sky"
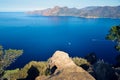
[0,0,120,11]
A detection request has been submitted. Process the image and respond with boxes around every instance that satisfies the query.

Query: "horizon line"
[0,5,120,12]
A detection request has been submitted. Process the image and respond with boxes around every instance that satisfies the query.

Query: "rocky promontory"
[27,6,120,18]
[3,50,120,80]
[36,51,95,80]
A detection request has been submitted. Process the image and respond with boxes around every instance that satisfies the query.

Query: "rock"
[93,60,117,80]
[85,52,97,64]
[35,75,47,80]
[36,51,95,80]
[48,51,76,72]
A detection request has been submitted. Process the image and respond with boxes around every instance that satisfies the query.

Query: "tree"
[106,25,120,51]
[0,45,23,77]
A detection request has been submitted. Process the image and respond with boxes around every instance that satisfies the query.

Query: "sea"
[0,12,120,69]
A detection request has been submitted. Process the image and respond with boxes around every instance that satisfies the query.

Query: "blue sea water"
[0,12,120,69]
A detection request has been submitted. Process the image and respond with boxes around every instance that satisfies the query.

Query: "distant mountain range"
[27,6,120,18]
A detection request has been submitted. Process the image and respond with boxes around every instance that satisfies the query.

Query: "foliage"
[3,69,19,80]
[21,61,48,76]
[3,58,91,80]
[0,45,23,76]
[106,25,120,51]
[3,61,49,80]
[72,57,90,66]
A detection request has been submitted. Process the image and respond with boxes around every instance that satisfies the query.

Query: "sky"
[0,0,120,12]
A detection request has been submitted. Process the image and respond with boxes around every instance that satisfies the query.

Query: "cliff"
[27,6,120,18]
[3,50,120,80]
[36,51,95,80]
[3,51,95,80]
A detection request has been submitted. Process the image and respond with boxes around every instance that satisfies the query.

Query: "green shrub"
[3,69,19,80]
[3,61,49,80]
[106,25,120,51]
[72,57,90,66]
[0,45,23,76]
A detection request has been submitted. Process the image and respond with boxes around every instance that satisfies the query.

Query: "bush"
[3,69,20,80]
[0,45,23,76]
[106,25,120,51]
[72,57,90,66]
[3,61,49,80]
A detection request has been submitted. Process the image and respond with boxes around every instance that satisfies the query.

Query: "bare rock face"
[36,51,95,80]
[48,51,76,71]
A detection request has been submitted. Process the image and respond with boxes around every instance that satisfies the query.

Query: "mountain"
[27,6,120,18]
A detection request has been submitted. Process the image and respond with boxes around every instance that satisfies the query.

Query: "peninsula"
[27,6,120,18]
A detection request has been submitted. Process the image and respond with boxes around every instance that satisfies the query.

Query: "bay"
[0,12,120,69]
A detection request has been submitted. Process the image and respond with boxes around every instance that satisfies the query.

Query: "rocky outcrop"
[4,50,120,80]
[27,6,120,18]
[48,51,76,71]
[36,51,95,80]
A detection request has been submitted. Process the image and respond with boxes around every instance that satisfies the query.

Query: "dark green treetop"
[106,25,120,51]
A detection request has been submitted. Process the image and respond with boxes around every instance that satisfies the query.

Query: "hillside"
[27,6,120,18]
[2,50,120,80]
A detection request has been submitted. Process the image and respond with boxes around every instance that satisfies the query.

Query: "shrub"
[72,57,90,66]
[106,25,120,51]
[3,61,49,80]
[0,45,23,77]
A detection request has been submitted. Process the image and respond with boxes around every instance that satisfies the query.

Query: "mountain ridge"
[27,5,120,18]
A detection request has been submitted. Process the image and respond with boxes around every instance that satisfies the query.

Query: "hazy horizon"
[0,0,120,12]
[0,5,120,12]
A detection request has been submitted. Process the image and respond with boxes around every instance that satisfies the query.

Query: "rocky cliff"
[4,50,120,80]
[36,51,95,80]
[27,6,120,18]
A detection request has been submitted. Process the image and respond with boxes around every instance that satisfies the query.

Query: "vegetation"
[3,69,20,80]
[106,25,120,51]
[0,45,23,78]
[3,61,49,80]
[72,57,90,66]
[2,57,90,80]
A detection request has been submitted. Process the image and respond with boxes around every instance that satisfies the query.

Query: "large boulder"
[36,51,95,80]
[48,51,76,72]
